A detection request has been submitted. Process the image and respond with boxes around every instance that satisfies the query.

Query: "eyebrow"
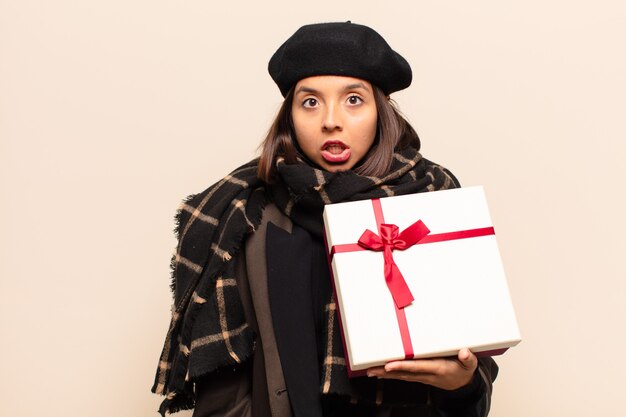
[294,82,371,95]
[344,82,370,92]
[295,86,318,95]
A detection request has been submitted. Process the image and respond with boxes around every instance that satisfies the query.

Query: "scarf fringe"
[169,193,198,294]
[157,386,195,417]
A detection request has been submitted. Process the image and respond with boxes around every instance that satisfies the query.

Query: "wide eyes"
[347,95,363,105]
[303,98,318,108]
[301,95,363,108]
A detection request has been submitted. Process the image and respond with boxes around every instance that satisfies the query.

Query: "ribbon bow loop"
[379,223,400,245]
[357,220,431,309]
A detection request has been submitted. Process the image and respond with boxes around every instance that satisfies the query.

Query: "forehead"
[293,75,373,94]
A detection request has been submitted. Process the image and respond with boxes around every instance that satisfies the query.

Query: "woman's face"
[291,75,378,172]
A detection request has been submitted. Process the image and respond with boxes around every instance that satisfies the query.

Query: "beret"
[268,22,412,97]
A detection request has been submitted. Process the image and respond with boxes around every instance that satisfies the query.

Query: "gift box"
[322,186,521,376]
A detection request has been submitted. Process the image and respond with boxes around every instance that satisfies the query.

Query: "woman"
[152,22,498,417]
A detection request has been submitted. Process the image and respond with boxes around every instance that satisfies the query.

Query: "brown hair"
[257,85,420,183]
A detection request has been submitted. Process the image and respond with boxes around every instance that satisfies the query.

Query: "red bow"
[358,221,431,309]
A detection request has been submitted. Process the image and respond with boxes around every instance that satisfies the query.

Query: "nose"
[322,102,342,132]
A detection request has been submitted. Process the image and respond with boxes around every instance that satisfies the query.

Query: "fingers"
[458,348,478,371]
[366,358,445,382]
[369,369,435,384]
[366,349,478,390]
[383,358,442,374]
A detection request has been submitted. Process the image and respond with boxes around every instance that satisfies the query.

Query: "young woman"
[152,22,498,417]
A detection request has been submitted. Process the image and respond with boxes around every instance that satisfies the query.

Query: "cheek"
[293,120,315,150]
[292,113,321,148]
[360,114,378,148]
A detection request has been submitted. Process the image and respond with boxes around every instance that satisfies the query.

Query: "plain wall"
[1,1,625,416]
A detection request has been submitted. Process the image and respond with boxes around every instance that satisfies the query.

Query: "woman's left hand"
[366,348,478,391]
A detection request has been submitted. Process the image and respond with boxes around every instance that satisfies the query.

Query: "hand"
[366,348,478,391]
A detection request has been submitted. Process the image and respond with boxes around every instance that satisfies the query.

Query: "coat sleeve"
[192,361,253,417]
[432,356,499,417]
[190,252,255,417]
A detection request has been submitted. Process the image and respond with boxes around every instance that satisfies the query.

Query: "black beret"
[268,22,412,97]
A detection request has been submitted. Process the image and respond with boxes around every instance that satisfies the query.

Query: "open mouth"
[321,140,351,163]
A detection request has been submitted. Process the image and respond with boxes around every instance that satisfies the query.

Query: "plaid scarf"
[152,146,459,415]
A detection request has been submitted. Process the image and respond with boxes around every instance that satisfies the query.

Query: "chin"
[323,164,354,173]
[317,158,356,173]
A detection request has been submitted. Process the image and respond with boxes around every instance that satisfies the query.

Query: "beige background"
[1,1,625,416]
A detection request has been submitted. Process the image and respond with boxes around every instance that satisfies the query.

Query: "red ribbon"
[358,221,430,309]
[328,198,496,361]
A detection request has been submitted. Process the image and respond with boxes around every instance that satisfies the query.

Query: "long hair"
[257,85,420,183]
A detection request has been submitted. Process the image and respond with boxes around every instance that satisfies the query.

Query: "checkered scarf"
[152,146,459,415]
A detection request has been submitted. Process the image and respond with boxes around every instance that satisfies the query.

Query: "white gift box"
[322,186,521,375]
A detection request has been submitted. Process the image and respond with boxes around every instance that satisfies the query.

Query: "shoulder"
[420,157,462,189]
[174,158,264,236]
[183,159,262,211]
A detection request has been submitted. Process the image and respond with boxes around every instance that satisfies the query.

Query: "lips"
[321,140,351,163]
